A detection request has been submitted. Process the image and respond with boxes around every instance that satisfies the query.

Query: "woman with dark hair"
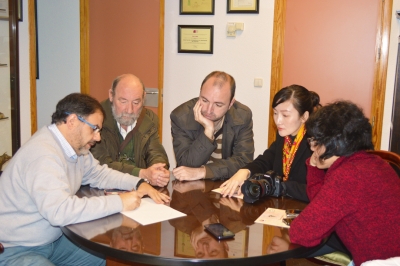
[288,101,400,265]
[220,85,321,202]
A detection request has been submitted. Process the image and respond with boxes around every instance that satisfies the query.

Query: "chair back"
[367,150,400,177]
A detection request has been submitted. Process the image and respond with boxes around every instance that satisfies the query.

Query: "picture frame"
[0,0,8,20]
[178,25,214,54]
[174,229,196,258]
[227,228,249,258]
[180,0,215,15]
[227,0,259,14]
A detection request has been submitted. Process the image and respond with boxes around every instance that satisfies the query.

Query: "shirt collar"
[117,120,137,139]
[48,124,78,159]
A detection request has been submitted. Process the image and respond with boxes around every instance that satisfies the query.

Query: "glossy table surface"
[61,179,323,265]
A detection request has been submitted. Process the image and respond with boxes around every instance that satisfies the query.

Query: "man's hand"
[137,183,170,204]
[119,191,144,211]
[193,100,214,141]
[219,169,250,197]
[139,163,170,187]
[173,166,206,181]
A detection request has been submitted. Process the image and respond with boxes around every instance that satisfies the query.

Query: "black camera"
[241,170,283,203]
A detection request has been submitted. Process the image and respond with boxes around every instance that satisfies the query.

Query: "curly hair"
[305,101,373,160]
[272,84,321,116]
[51,93,105,124]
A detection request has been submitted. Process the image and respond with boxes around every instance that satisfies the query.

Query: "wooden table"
[61,179,324,265]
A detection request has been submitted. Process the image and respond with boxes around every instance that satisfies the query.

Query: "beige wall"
[282,0,380,117]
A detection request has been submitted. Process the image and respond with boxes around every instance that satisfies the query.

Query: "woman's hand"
[310,151,318,167]
[267,236,290,254]
[219,197,243,212]
[219,169,250,197]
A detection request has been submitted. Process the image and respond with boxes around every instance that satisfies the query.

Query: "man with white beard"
[91,74,170,187]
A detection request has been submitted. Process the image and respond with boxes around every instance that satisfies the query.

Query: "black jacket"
[244,132,311,202]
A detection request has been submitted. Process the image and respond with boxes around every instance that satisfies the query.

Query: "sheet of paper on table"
[255,208,289,228]
[121,198,186,225]
[212,187,244,199]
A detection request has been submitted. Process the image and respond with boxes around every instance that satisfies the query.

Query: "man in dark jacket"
[91,74,170,187]
[170,71,254,180]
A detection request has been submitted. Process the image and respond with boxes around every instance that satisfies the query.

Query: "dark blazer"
[244,132,311,202]
[170,98,254,180]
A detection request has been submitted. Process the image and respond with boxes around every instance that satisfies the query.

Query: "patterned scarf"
[282,124,306,181]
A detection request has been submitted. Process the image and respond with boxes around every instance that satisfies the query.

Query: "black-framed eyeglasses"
[307,137,318,146]
[65,112,101,133]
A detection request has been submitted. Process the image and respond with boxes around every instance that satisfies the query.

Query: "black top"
[244,132,311,202]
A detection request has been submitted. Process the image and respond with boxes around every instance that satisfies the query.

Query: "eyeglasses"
[307,137,318,146]
[65,112,101,133]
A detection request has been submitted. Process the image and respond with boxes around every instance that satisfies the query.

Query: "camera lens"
[248,183,261,198]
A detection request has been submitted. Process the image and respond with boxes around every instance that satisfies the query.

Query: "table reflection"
[63,179,314,265]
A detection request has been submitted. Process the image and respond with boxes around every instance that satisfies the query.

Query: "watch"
[136,178,149,190]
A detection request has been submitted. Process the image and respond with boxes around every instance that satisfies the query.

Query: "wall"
[283,0,380,116]
[17,1,396,152]
[36,0,80,128]
[89,0,160,102]
[162,1,276,166]
[0,20,11,155]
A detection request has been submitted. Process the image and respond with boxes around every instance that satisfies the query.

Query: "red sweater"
[289,151,400,266]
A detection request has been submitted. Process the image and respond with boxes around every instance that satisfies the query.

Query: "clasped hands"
[139,163,170,187]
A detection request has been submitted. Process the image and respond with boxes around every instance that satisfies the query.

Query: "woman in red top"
[288,101,400,266]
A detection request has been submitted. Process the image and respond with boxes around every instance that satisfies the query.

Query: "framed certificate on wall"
[227,0,259,14]
[178,25,214,54]
[180,0,215,15]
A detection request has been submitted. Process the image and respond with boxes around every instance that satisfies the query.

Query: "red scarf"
[282,125,306,181]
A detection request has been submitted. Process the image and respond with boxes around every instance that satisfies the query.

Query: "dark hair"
[111,74,145,97]
[305,101,373,160]
[51,93,105,124]
[200,71,236,102]
[272,85,320,116]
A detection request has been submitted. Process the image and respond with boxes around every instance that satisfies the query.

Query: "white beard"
[111,104,141,126]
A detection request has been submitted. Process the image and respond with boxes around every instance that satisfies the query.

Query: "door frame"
[268,0,392,149]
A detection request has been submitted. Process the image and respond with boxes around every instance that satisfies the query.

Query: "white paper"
[121,198,186,225]
[254,208,289,228]
[212,187,244,199]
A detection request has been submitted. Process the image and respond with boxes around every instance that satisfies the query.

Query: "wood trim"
[268,0,286,146]
[80,0,90,94]
[158,0,165,142]
[371,0,393,149]
[29,0,37,134]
